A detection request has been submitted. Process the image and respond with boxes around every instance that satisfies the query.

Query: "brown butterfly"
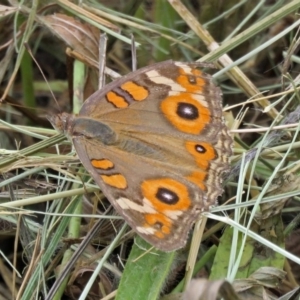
[50,60,232,251]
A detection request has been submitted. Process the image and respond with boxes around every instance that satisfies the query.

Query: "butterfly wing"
[67,60,232,251]
[73,135,202,251]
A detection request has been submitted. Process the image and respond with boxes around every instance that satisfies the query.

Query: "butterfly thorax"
[71,117,118,145]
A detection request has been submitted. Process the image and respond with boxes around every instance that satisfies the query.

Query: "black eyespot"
[154,222,163,230]
[195,144,206,153]
[156,187,179,205]
[176,102,199,120]
[188,75,196,84]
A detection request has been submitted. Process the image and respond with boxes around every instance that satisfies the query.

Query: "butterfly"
[50,60,232,251]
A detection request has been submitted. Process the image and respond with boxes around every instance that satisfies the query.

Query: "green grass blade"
[116,237,177,300]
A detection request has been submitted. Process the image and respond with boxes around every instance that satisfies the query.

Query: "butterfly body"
[51,60,232,251]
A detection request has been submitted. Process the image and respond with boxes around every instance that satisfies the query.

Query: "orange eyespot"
[145,214,171,232]
[176,67,205,93]
[141,178,191,211]
[160,94,210,134]
[185,141,216,170]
